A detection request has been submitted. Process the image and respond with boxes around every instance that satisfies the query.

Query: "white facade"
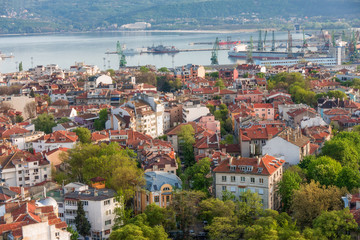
[182,104,210,122]
[262,137,300,165]
[11,131,45,150]
[22,222,70,240]
[1,159,51,187]
[33,140,77,153]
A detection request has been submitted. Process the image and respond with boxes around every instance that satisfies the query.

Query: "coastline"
[0,28,276,37]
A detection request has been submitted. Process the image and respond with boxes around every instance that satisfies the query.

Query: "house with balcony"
[213,155,285,210]
[32,131,78,153]
[0,151,51,187]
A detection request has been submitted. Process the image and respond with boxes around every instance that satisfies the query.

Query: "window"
[230,186,236,192]
[166,196,170,202]
[59,213,64,217]
[240,177,245,182]
[18,171,22,174]
[34,169,39,173]
[258,189,264,195]
[18,177,22,181]
[105,220,111,225]
[18,164,21,168]
[154,196,159,202]
[231,176,236,182]
[82,201,88,206]
[259,178,264,184]
[55,232,59,237]
[104,200,110,206]
[25,177,29,181]
[221,176,227,182]
[251,178,255,183]
[35,176,39,180]
[33,162,38,165]
[222,186,226,191]
[163,187,170,191]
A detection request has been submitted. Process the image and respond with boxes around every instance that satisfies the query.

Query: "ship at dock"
[146,45,180,54]
[228,44,304,60]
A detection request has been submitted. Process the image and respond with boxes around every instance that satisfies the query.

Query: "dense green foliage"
[33,113,56,134]
[182,157,212,193]
[61,143,144,200]
[74,127,92,144]
[94,108,108,131]
[178,125,196,167]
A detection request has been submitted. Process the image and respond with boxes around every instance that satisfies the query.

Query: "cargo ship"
[228,44,304,59]
[219,40,241,46]
[146,45,180,53]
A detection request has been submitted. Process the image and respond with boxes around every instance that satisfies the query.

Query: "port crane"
[211,37,219,65]
[116,41,127,68]
[263,31,267,50]
[257,30,263,51]
[247,36,254,63]
[349,31,359,62]
[271,31,275,52]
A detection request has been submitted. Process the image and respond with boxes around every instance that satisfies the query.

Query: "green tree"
[15,115,23,123]
[32,113,56,134]
[94,108,108,131]
[144,203,176,231]
[215,78,226,90]
[183,157,212,192]
[236,190,264,225]
[74,127,91,144]
[307,156,342,186]
[178,125,195,167]
[206,217,243,240]
[110,214,168,240]
[321,139,360,167]
[66,226,79,240]
[170,190,206,233]
[57,117,71,124]
[277,166,303,212]
[199,198,236,224]
[140,66,149,73]
[210,72,219,78]
[75,201,91,237]
[106,69,115,77]
[312,209,357,239]
[221,190,235,201]
[64,143,143,200]
[19,61,23,72]
[206,104,215,114]
[30,89,35,98]
[291,181,345,227]
[336,166,360,191]
[158,67,169,72]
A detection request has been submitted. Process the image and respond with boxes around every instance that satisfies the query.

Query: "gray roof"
[144,171,182,192]
[65,188,116,201]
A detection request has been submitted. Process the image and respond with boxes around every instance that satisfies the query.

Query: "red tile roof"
[213,154,285,175]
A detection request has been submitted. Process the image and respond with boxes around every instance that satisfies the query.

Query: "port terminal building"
[255,58,336,67]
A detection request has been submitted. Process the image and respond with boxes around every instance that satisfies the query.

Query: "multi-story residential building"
[32,131,78,153]
[106,106,136,131]
[49,180,118,240]
[197,114,221,134]
[174,64,205,80]
[164,103,183,129]
[262,127,311,165]
[213,155,285,210]
[134,171,182,214]
[182,101,210,123]
[124,93,164,138]
[253,103,275,120]
[0,151,51,187]
[10,131,45,150]
[219,68,239,81]
[239,124,283,157]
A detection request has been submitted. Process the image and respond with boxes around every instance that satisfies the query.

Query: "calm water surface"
[0,31,304,73]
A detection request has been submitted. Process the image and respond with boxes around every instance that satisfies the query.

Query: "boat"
[228,44,305,60]
[146,45,180,53]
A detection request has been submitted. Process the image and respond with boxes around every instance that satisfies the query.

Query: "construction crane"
[271,31,275,52]
[263,30,267,50]
[116,41,127,68]
[287,30,293,58]
[211,37,219,65]
[247,36,254,63]
[349,31,359,62]
[331,30,336,47]
[257,30,263,51]
[302,29,308,52]
[320,28,330,52]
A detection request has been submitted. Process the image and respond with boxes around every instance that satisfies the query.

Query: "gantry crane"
[257,30,263,51]
[211,37,219,65]
[263,30,267,51]
[116,41,127,68]
[247,36,254,63]
[271,31,275,52]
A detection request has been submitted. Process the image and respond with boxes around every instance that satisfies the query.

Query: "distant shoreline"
[0,28,277,37]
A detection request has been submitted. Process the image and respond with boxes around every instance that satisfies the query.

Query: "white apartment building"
[182,102,210,123]
[213,155,285,210]
[52,181,119,240]
[32,131,78,153]
[11,131,45,150]
[0,151,51,187]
